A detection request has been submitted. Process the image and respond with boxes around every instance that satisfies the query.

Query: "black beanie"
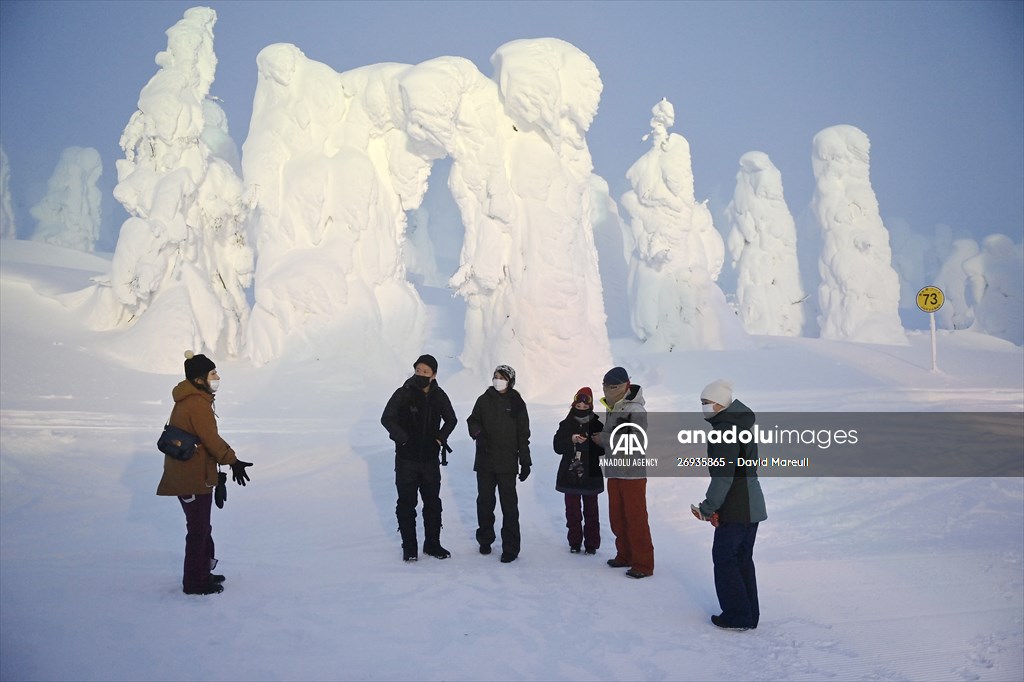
[414,354,438,374]
[184,351,216,381]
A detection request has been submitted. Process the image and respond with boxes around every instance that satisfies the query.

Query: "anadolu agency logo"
[609,421,648,457]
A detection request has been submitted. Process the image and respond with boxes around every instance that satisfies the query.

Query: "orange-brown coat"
[156,380,237,497]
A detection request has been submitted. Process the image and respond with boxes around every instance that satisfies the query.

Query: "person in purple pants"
[552,387,605,554]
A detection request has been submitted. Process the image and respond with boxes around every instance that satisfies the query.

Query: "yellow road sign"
[917,286,944,312]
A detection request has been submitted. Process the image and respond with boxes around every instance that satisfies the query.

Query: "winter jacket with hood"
[697,399,768,524]
[156,380,238,497]
[552,409,605,495]
[600,383,648,480]
[467,386,531,474]
[381,376,458,463]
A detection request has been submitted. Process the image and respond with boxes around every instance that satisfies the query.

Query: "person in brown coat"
[157,351,252,595]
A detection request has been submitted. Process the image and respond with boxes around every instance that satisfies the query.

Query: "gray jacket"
[600,384,648,480]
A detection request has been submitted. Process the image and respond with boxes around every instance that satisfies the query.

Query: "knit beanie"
[494,364,516,388]
[603,366,629,386]
[183,350,216,381]
[700,379,734,408]
[414,354,438,374]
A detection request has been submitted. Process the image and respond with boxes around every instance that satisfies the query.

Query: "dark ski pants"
[564,493,601,551]
[606,478,654,574]
[178,493,215,591]
[712,521,760,628]
[476,471,520,557]
[395,457,443,550]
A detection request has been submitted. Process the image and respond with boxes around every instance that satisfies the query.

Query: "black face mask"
[411,374,432,389]
[571,407,592,419]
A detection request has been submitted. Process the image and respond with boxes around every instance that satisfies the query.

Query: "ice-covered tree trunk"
[0,146,15,239]
[30,146,102,251]
[811,125,906,344]
[725,151,805,336]
[964,234,1023,345]
[621,99,743,350]
[448,39,611,390]
[80,7,252,369]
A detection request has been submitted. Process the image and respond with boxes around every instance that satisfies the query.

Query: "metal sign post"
[916,286,945,372]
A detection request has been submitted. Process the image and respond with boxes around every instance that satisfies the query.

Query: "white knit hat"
[700,379,734,408]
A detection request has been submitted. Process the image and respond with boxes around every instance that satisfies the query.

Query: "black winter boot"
[423,541,451,559]
[183,582,224,595]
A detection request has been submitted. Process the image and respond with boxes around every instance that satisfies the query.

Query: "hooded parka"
[156,380,238,497]
[698,399,768,523]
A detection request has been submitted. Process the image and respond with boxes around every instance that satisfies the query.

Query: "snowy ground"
[1,241,1022,682]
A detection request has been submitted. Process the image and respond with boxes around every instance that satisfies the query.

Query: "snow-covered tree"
[30,146,102,251]
[81,7,252,369]
[242,45,432,369]
[964,234,1023,345]
[0,145,14,240]
[724,151,805,336]
[934,238,980,331]
[811,125,906,344]
[620,98,743,350]
[449,39,611,388]
[244,38,611,389]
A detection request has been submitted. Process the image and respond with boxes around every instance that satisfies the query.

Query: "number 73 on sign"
[917,286,944,312]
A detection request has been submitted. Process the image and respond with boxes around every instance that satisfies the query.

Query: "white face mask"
[208,379,220,393]
[492,378,508,392]
[701,403,717,417]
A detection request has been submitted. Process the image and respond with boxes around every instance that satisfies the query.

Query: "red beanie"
[572,387,593,407]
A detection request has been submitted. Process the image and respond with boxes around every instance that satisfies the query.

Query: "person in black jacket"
[381,354,458,562]
[552,387,605,554]
[467,364,531,563]
[691,379,767,631]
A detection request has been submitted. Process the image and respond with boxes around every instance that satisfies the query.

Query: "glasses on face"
[574,393,592,405]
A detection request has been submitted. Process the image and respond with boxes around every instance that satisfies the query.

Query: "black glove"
[518,464,531,482]
[215,471,227,508]
[230,460,252,486]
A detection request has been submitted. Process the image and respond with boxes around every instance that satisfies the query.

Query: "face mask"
[411,374,432,389]
[603,384,625,405]
[208,379,220,393]
[702,403,717,418]
[492,378,508,392]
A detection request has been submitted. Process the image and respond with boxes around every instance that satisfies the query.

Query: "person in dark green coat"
[692,379,767,631]
[467,364,531,563]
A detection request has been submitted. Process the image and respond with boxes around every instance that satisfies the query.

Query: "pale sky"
[1,0,1021,250]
